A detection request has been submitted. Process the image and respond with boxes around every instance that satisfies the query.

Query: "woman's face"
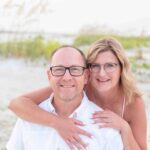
[89,51,121,93]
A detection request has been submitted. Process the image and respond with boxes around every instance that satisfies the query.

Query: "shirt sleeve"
[6,119,24,150]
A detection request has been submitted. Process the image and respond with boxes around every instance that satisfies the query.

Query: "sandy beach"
[0,58,149,150]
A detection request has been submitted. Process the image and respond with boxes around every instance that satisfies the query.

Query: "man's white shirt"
[7,93,123,150]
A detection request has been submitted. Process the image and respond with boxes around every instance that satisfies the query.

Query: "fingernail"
[80,122,86,126]
[90,135,94,139]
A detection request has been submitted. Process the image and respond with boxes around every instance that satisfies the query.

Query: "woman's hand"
[92,109,129,132]
[55,117,92,150]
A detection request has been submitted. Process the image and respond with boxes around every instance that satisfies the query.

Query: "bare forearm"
[121,124,146,150]
[22,86,52,103]
[8,97,59,128]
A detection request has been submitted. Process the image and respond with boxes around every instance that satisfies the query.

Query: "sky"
[0,0,150,35]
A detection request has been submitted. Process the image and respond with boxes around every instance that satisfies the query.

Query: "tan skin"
[9,51,147,150]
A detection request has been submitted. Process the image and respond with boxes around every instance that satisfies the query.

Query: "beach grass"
[0,36,61,59]
[0,35,149,59]
[73,34,149,49]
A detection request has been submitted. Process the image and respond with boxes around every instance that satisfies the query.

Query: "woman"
[9,38,147,149]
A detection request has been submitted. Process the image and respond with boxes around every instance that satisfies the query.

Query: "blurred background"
[0,0,150,149]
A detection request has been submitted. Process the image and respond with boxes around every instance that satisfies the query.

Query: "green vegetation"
[129,57,150,71]
[73,34,150,71]
[74,34,149,49]
[0,36,61,59]
[0,34,150,72]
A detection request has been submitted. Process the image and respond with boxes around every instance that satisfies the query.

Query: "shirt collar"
[48,92,89,118]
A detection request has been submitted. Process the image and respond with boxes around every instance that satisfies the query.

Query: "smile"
[60,85,75,88]
[96,79,110,82]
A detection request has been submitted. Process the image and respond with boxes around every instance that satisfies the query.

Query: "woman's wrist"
[120,121,131,134]
[47,113,60,129]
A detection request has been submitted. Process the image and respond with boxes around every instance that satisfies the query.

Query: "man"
[7,46,123,150]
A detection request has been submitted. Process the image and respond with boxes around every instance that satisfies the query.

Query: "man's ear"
[47,70,51,80]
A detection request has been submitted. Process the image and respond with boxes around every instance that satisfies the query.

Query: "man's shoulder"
[83,94,103,112]
[38,98,51,110]
[87,100,102,111]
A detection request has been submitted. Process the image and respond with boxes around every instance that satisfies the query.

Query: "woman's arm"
[8,86,92,149]
[92,97,147,150]
[121,97,147,150]
[9,86,52,123]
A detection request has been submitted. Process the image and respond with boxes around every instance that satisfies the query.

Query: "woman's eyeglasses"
[88,63,119,73]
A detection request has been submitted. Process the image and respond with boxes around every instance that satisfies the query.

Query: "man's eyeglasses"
[50,66,86,77]
[88,63,119,73]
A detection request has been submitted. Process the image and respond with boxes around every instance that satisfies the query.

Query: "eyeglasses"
[88,63,119,73]
[50,66,86,77]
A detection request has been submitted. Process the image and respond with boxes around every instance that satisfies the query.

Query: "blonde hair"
[87,37,141,104]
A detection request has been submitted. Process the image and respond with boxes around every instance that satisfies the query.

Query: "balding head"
[50,45,86,67]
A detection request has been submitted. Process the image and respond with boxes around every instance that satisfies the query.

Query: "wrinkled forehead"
[51,47,86,66]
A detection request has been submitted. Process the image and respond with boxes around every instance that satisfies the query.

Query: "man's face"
[47,47,88,102]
